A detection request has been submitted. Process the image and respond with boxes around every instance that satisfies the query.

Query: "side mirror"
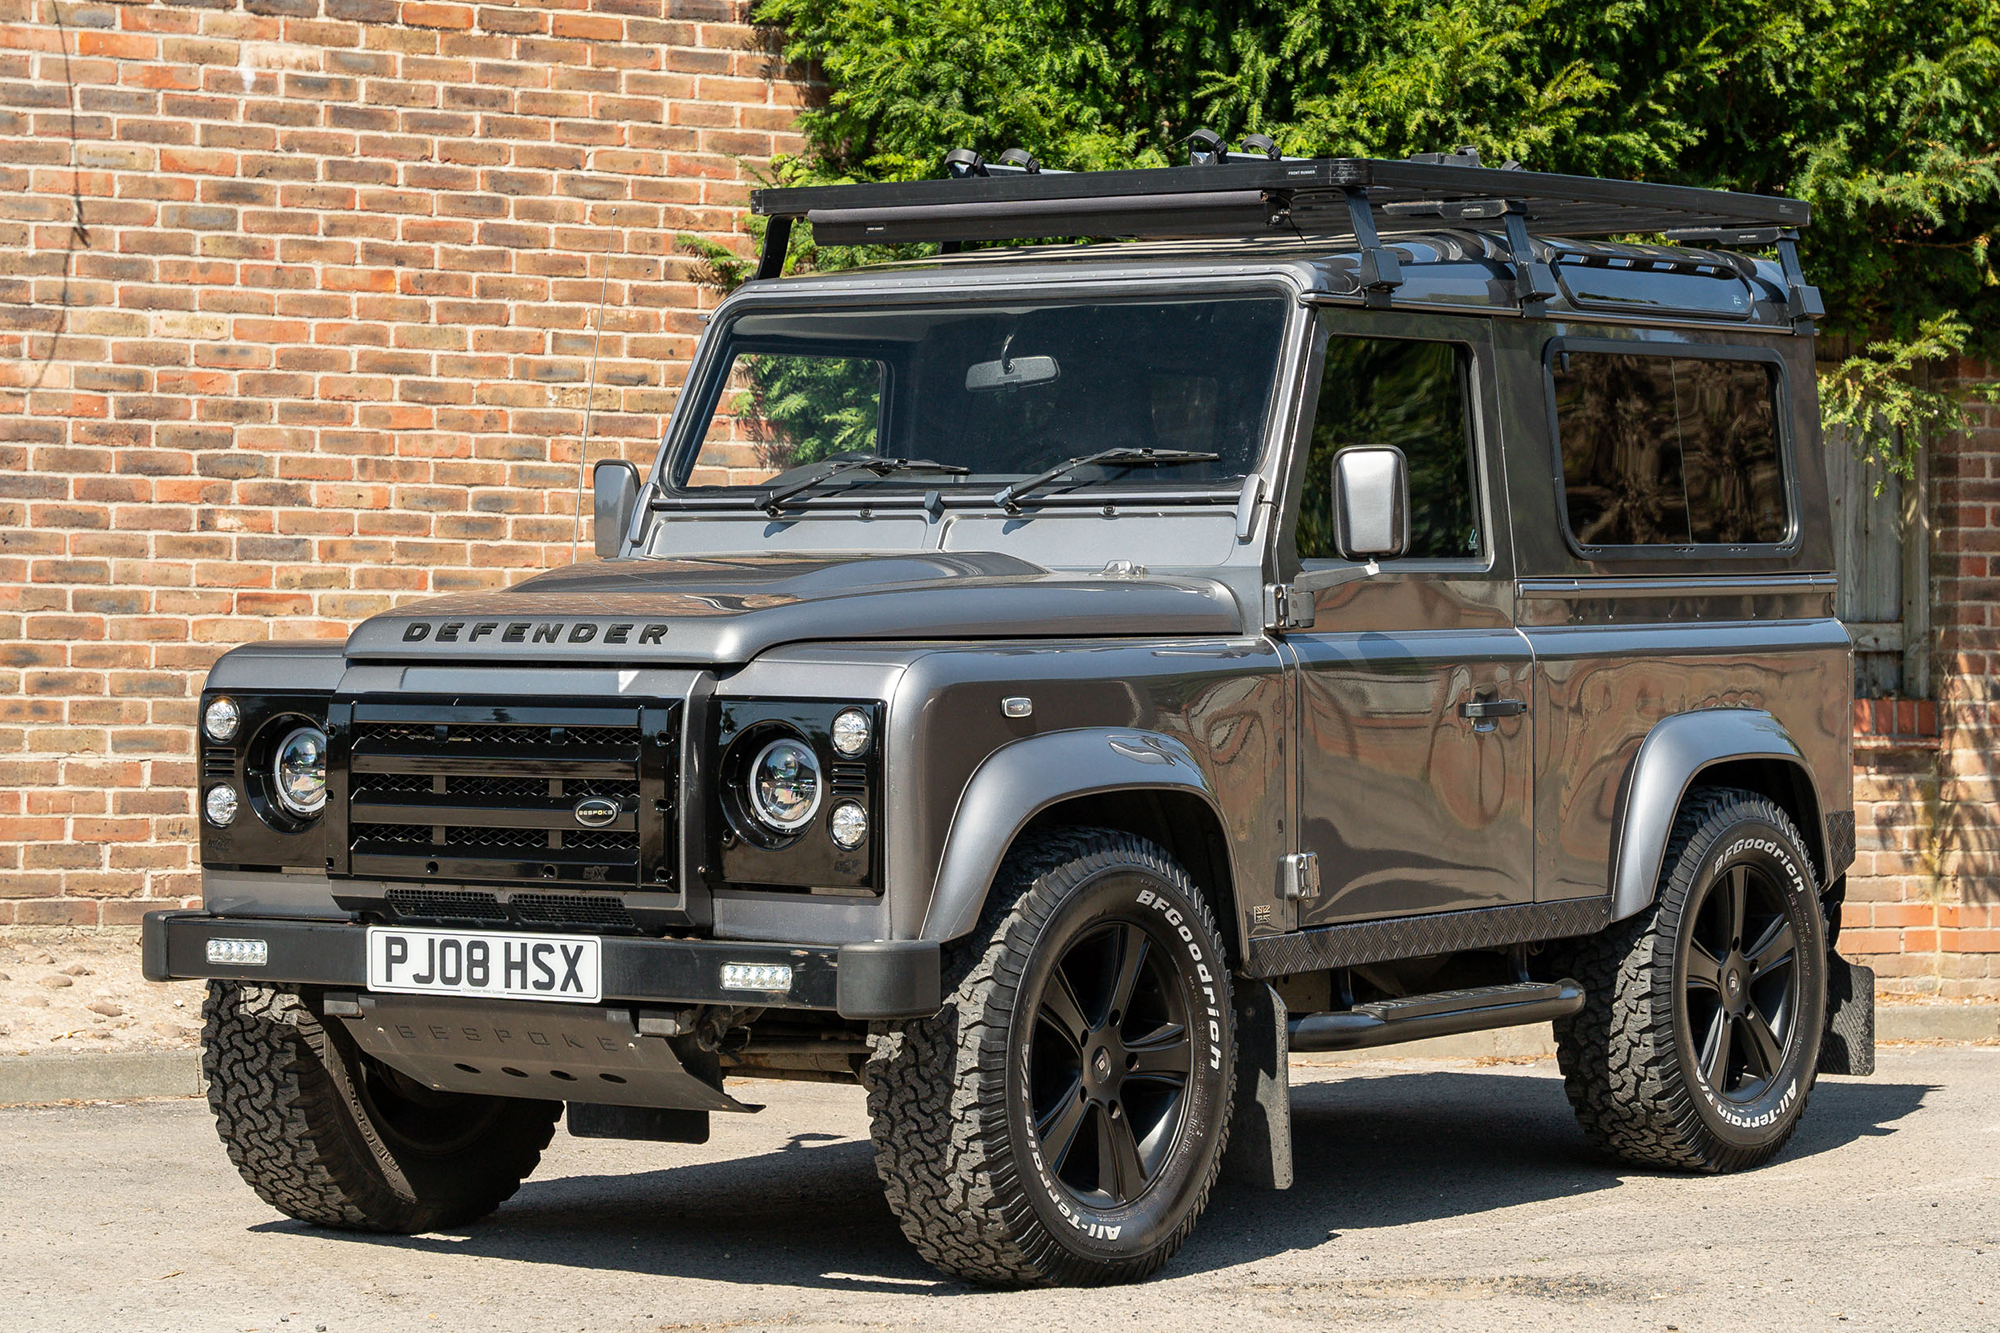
[1330,446,1409,561]
[592,459,642,559]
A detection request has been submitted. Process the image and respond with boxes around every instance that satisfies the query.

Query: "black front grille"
[510,893,637,928]
[358,721,643,748]
[336,701,676,900]
[383,886,636,931]
[385,888,507,923]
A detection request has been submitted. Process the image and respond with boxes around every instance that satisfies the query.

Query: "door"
[1287,320,1537,925]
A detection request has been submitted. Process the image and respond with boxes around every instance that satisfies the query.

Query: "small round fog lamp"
[204,784,240,827]
[831,708,873,757]
[203,696,241,743]
[829,800,868,850]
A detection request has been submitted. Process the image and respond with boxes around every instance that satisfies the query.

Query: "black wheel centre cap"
[1085,1040,1127,1098]
[1722,957,1751,1012]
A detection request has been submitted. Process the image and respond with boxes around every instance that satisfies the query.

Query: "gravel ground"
[0,929,204,1056]
[4,1047,1995,1333]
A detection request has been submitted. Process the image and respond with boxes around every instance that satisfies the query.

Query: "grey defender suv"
[148,148,1872,1286]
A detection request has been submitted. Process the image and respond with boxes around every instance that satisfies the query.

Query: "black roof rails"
[747,156,1813,292]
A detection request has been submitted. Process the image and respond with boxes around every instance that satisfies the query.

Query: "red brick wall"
[3,4,1997,999]
[0,0,811,923]
[1841,362,2000,996]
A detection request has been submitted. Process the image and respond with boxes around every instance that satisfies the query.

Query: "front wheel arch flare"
[918,728,1236,946]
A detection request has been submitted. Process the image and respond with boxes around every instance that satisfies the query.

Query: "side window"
[1299,338,1479,561]
[1553,351,1787,549]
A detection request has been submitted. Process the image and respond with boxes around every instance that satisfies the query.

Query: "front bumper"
[142,911,941,1020]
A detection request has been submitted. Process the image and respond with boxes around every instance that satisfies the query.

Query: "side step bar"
[1288,979,1585,1052]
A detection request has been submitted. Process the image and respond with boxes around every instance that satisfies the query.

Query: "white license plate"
[365,927,602,1004]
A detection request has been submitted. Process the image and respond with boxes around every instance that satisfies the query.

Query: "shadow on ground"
[266,1067,1934,1292]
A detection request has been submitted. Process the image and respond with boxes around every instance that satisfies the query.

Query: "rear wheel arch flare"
[1611,709,1828,921]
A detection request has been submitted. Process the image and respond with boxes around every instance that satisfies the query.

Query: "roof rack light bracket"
[1342,188,1402,308]
[1775,232,1824,334]
[755,215,794,281]
[1501,205,1558,316]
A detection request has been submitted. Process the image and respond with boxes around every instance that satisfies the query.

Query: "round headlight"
[203,696,240,743]
[830,707,872,757]
[747,737,821,832]
[828,800,868,850]
[271,725,328,818]
[204,784,240,827]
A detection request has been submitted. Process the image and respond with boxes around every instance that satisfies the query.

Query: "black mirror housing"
[1330,446,1409,561]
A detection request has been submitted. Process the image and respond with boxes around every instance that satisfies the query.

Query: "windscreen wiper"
[760,454,969,515]
[992,448,1221,514]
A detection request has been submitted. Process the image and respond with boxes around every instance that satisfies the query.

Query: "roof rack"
[747,153,1815,321]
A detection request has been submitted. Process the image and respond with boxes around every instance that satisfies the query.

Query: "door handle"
[1458,698,1527,720]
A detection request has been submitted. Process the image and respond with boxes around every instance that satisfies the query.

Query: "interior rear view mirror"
[1331,445,1409,561]
[592,459,642,559]
[965,355,1059,391]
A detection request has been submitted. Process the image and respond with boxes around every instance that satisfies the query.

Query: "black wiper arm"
[992,448,1221,514]
[761,454,969,515]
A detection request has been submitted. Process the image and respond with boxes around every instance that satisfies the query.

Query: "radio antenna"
[569,263,613,565]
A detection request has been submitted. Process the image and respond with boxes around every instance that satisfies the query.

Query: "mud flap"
[1818,953,1876,1077]
[1220,979,1292,1190]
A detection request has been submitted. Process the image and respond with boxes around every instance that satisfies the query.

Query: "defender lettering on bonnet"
[161,149,1863,1290]
[400,620,668,644]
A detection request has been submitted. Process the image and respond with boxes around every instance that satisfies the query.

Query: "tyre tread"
[1554,787,1820,1173]
[866,828,1233,1286]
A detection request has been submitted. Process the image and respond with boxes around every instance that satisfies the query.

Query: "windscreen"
[676,294,1290,496]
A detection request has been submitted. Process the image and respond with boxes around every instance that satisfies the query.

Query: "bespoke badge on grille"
[572,796,620,828]
[366,926,603,1003]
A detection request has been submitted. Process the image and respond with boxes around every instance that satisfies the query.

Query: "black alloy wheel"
[1682,861,1802,1102]
[865,827,1235,1285]
[1553,787,1827,1173]
[1028,920,1195,1208]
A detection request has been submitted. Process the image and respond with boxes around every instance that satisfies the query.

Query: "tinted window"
[1299,338,1478,561]
[679,296,1289,494]
[1554,352,1787,548]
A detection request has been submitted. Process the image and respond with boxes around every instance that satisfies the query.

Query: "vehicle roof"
[742,230,1802,335]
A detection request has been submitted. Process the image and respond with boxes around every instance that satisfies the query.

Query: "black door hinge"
[1263,583,1316,632]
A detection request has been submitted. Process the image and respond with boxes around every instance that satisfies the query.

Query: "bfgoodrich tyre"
[1555,787,1827,1172]
[203,981,560,1232]
[866,828,1235,1285]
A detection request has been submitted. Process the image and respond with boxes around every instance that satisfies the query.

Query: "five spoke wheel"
[1028,921,1193,1208]
[1684,863,1800,1101]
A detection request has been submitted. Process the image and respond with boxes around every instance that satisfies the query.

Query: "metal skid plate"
[338,993,753,1113]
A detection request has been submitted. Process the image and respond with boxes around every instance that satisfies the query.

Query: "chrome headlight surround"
[745,735,823,833]
[270,724,329,819]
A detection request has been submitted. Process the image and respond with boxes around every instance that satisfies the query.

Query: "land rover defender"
[146,147,1873,1286]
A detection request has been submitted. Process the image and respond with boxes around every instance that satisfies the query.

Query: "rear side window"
[1552,351,1788,550]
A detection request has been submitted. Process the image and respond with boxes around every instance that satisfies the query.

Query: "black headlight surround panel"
[198,689,331,871]
[713,699,881,891]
